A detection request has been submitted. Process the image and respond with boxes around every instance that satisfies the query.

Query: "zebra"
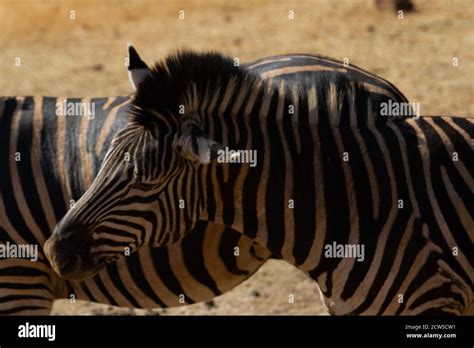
[0,49,266,315]
[0,92,271,314]
[44,49,471,315]
[1,46,408,314]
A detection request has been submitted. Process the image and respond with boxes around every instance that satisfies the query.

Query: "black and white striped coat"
[2,48,406,314]
[45,49,473,315]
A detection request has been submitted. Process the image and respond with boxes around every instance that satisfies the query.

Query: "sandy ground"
[52,260,328,315]
[0,0,472,315]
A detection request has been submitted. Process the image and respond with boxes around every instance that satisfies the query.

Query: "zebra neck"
[200,119,427,268]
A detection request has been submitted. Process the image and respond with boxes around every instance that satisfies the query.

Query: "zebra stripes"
[46,50,472,315]
[64,220,269,311]
[1,47,418,314]
[0,94,269,314]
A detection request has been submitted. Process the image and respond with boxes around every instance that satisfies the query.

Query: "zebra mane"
[130,50,408,128]
[130,50,257,126]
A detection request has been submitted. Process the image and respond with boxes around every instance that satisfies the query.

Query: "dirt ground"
[0,0,472,315]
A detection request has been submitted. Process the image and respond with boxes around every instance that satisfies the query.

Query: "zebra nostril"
[52,235,86,274]
[56,223,85,242]
[49,222,94,277]
[58,253,82,276]
[54,221,93,253]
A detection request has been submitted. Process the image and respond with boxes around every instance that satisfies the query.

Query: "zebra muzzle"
[44,227,100,280]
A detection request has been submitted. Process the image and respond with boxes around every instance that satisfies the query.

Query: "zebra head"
[45,47,251,280]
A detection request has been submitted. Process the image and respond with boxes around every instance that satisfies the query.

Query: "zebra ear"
[127,43,151,90]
